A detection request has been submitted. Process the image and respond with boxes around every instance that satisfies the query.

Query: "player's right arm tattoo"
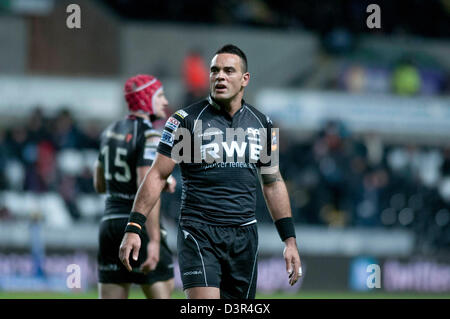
[261,170,283,185]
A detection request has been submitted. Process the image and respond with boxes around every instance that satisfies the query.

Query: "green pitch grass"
[0,289,449,299]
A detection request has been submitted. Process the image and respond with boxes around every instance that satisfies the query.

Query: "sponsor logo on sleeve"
[160,130,174,147]
[175,110,188,119]
[165,116,180,131]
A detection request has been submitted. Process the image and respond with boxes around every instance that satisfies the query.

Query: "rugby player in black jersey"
[94,74,177,299]
[119,45,302,299]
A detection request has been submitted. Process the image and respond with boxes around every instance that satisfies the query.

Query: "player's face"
[153,89,169,119]
[210,53,249,103]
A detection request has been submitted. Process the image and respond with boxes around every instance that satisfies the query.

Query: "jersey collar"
[207,95,221,110]
[207,95,246,117]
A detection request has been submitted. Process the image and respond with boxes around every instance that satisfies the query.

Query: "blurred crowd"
[105,0,450,97]
[101,0,450,39]
[0,108,449,253]
[329,56,450,96]
[0,108,100,220]
[277,121,450,254]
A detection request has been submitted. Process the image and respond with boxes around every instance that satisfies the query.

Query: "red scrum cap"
[124,74,163,115]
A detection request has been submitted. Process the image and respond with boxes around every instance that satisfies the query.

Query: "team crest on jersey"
[165,116,180,131]
[175,110,188,119]
[160,130,174,147]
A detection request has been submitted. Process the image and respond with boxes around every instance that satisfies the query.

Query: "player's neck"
[221,92,244,117]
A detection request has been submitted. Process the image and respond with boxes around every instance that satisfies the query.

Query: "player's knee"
[186,286,220,299]
[98,283,129,299]
[141,279,174,299]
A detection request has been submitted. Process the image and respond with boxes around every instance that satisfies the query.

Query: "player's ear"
[242,72,250,88]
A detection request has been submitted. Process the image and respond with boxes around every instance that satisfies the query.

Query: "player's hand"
[283,237,302,286]
[140,240,160,274]
[119,232,141,272]
[163,176,176,193]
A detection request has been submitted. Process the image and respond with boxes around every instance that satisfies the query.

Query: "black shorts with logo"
[177,220,259,299]
[98,216,174,285]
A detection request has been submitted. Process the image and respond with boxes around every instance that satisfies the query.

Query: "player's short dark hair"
[215,44,248,73]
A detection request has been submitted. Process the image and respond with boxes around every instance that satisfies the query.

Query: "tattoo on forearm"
[262,171,283,185]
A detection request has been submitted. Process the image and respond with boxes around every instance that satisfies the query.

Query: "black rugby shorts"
[98,216,174,285]
[177,220,258,299]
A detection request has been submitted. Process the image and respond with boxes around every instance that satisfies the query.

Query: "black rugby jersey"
[157,96,276,226]
[98,115,160,215]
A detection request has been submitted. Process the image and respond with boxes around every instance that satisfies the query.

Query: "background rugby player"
[119,45,302,299]
[94,74,177,299]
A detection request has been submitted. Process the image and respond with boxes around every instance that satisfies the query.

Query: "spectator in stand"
[52,109,84,150]
[22,108,56,192]
[6,126,28,164]
[0,128,8,190]
[27,108,50,143]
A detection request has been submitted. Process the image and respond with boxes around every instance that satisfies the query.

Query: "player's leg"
[177,221,222,299]
[185,286,220,299]
[140,278,175,298]
[138,228,175,298]
[98,283,130,299]
[97,217,134,299]
[220,223,259,299]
